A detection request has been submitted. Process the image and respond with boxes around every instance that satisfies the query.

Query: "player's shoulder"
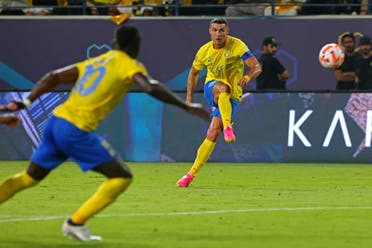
[228,35,246,45]
[112,50,144,66]
[80,50,114,66]
[198,40,213,52]
[228,36,249,52]
[101,50,147,72]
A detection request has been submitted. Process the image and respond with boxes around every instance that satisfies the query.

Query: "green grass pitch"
[1,161,372,248]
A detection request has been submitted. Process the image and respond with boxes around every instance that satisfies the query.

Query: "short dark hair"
[262,36,280,47]
[359,36,371,46]
[341,32,355,43]
[115,25,141,58]
[210,17,228,26]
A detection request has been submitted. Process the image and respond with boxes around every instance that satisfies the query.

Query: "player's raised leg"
[0,162,50,203]
[214,82,236,142]
[62,159,132,241]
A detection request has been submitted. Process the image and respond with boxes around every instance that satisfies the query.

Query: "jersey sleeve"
[235,38,250,58]
[126,60,148,78]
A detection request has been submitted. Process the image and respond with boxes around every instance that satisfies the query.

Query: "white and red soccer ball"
[319,43,345,69]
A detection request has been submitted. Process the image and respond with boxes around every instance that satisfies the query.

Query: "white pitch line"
[0,215,68,223]
[1,206,372,223]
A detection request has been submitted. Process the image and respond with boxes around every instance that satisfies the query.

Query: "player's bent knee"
[116,171,133,180]
[93,159,133,179]
[215,82,230,93]
[116,164,133,179]
[120,165,133,178]
[27,162,51,181]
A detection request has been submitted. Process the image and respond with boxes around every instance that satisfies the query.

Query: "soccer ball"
[318,43,345,69]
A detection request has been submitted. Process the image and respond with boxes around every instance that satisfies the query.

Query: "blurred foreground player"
[0,25,209,242]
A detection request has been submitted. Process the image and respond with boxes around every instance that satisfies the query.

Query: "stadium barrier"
[2,91,372,163]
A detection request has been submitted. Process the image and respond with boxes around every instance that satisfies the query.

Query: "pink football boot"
[177,173,194,187]
[223,126,236,142]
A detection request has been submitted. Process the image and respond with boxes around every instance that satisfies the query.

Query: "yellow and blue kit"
[32,50,147,171]
[192,35,253,118]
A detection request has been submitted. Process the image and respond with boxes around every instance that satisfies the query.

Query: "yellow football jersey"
[54,50,147,131]
[192,35,249,102]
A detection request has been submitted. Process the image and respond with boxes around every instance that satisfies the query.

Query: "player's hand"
[6,100,28,111]
[0,114,20,128]
[186,103,210,122]
[238,77,250,87]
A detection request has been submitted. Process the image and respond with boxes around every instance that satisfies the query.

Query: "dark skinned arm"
[6,65,78,111]
[133,73,210,122]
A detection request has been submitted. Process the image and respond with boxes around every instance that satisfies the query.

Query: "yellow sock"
[188,138,216,177]
[218,92,232,128]
[71,177,132,225]
[0,171,38,203]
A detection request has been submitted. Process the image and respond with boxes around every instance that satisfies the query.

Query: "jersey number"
[74,65,106,95]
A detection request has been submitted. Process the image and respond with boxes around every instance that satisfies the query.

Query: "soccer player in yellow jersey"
[177,17,262,187]
[0,25,209,241]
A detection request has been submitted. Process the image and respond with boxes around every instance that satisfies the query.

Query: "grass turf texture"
[0,161,372,248]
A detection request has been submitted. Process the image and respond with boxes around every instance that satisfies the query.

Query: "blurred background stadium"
[1,2,372,247]
[1,7,371,162]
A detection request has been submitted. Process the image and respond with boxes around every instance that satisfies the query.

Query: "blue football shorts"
[31,115,119,172]
[203,80,240,119]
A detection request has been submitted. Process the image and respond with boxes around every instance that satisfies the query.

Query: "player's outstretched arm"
[5,65,78,111]
[133,73,210,122]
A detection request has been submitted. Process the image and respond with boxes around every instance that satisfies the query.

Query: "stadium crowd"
[334,32,372,91]
[0,0,371,16]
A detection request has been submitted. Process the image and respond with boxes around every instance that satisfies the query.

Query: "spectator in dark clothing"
[225,0,269,16]
[300,0,339,15]
[334,32,360,90]
[356,36,372,90]
[178,0,226,16]
[300,0,363,15]
[256,36,290,90]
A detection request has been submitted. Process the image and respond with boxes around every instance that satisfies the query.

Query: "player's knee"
[108,169,133,179]
[122,169,133,179]
[215,82,230,93]
[93,159,133,179]
[118,162,133,179]
[26,162,50,181]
